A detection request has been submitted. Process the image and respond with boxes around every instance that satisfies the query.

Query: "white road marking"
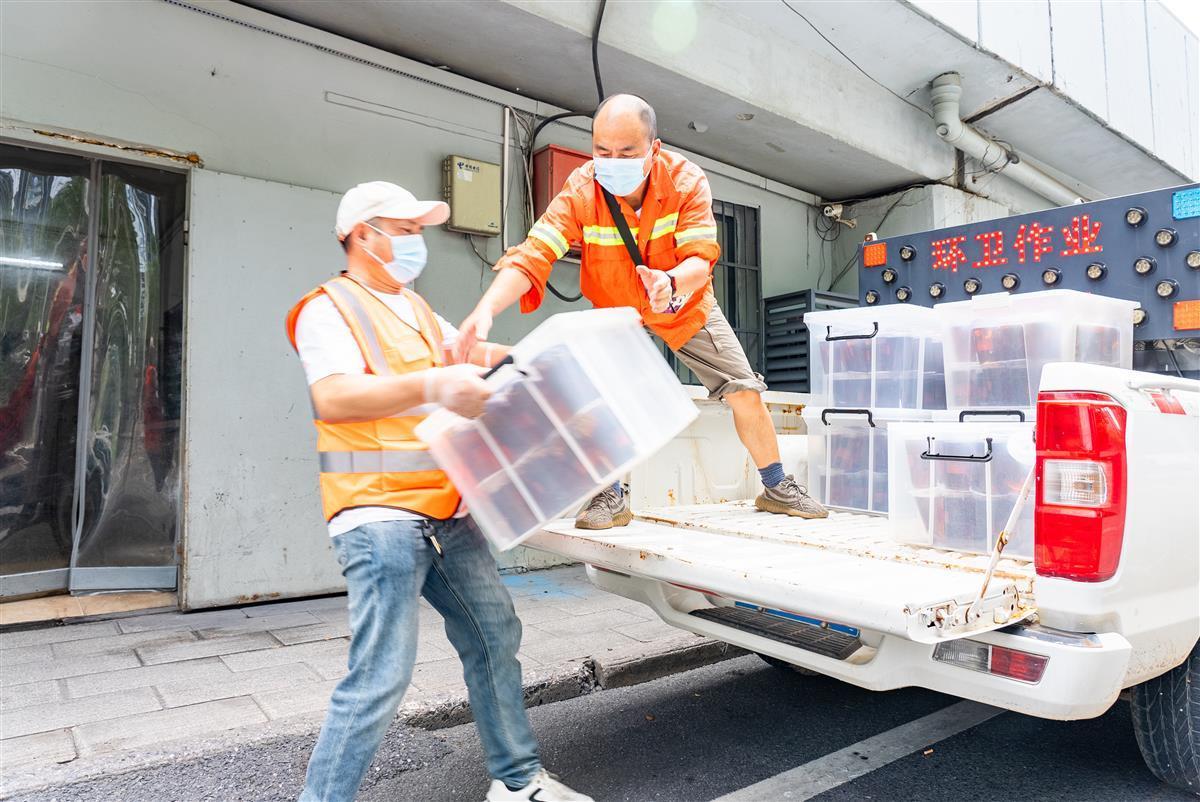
[712,700,1003,801]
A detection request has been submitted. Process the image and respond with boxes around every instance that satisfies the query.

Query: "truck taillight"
[1034,391,1128,582]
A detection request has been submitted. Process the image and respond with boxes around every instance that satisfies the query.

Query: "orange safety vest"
[285,274,460,522]
[497,149,722,351]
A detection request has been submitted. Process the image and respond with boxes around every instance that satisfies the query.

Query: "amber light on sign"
[1174,300,1200,331]
[863,242,888,267]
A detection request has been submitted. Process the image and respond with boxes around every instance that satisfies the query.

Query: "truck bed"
[526,502,1036,644]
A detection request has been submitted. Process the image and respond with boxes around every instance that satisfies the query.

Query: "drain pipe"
[930,72,1085,206]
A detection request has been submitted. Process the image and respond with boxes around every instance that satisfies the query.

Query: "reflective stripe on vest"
[322,279,393,375]
[319,450,440,474]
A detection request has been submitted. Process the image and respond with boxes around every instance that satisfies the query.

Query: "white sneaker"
[485,769,594,802]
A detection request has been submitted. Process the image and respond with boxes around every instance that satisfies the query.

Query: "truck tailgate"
[525,503,1036,644]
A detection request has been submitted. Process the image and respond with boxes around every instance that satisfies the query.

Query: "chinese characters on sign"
[925,216,1104,272]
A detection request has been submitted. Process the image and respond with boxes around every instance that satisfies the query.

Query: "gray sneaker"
[755,475,829,519]
[575,484,633,530]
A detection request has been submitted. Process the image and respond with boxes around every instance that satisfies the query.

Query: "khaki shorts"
[672,304,768,399]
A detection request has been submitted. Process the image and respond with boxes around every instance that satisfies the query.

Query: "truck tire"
[756,653,818,676]
[1131,640,1200,793]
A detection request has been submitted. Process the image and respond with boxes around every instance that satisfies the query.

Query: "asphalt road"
[7,656,1190,802]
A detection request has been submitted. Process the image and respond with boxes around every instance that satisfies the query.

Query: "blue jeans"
[299,517,541,801]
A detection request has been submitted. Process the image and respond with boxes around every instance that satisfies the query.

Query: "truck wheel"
[756,653,818,677]
[1131,640,1200,793]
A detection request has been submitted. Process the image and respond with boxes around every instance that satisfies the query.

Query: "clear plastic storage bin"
[805,305,946,412]
[417,308,698,551]
[805,408,932,515]
[939,290,1136,412]
[887,419,1036,558]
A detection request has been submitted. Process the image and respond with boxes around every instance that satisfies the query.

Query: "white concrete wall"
[0,0,826,605]
[910,0,1199,178]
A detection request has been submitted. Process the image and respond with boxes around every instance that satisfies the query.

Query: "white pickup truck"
[526,363,1200,792]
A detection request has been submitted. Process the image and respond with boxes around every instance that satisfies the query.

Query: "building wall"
[0,0,826,606]
[911,0,1198,178]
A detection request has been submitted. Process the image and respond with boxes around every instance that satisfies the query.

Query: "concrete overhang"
[239,0,1192,202]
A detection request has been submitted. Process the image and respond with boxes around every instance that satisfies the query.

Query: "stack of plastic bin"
[416,308,698,551]
[802,305,944,515]
[886,290,1136,558]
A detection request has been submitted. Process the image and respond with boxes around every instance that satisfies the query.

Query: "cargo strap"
[319,450,440,474]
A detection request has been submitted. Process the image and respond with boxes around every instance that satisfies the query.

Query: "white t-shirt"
[294,285,463,537]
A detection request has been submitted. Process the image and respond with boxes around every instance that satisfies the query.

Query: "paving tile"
[0,620,120,649]
[0,651,141,687]
[0,729,77,768]
[64,657,232,698]
[269,619,351,646]
[508,600,577,625]
[252,679,338,720]
[220,638,347,673]
[410,658,466,694]
[311,607,352,625]
[1,679,63,712]
[137,631,279,665]
[116,608,250,634]
[155,663,322,708]
[194,611,319,639]
[73,696,267,756]
[534,609,647,637]
[305,652,350,682]
[550,594,643,616]
[0,643,54,666]
[518,631,641,664]
[2,687,160,739]
[241,594,348,618]
[612,619,685,644]
[51,628,199,660]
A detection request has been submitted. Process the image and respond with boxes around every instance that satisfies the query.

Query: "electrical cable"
[779,0,931,118]
[825,185,929,290]
[592,0,608,103]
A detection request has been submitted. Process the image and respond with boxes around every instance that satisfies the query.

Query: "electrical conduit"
[930,72,1085,206]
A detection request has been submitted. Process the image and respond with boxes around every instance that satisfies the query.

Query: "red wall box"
[532,144,590,256]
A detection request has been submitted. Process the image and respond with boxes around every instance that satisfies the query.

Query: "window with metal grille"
[662,199,763,385]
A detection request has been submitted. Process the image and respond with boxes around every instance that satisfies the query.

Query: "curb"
[404,635,747,731]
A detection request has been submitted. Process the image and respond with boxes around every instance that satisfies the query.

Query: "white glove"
[424,364,492,419]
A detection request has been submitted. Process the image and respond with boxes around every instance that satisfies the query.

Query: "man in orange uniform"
[457,95,828,527]
[286,182,592,802]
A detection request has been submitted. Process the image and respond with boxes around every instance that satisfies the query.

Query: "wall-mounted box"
[533,144,590,257]
[442,155,501,236]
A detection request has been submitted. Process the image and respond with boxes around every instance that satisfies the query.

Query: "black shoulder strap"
[600,186,645,267]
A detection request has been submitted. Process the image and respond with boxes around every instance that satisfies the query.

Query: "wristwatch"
[665,272,685,314]
[667,272,678,296]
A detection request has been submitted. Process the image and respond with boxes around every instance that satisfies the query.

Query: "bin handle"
[825,322,879,342]
[482,354,516,380]
[958,409,1026,422]
[921,436,993,462]
[820,408,876,427]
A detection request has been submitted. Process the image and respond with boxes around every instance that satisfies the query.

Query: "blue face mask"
[366,227,427,284]
[594,154,650,196]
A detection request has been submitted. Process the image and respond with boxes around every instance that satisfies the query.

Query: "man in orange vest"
[457,95,828,527]
[287,182,592,802]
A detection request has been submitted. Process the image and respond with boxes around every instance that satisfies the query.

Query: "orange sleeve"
[673,172,721,268]
[495,174,585,313]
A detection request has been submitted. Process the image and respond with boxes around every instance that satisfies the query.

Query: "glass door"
[0,143,186,599]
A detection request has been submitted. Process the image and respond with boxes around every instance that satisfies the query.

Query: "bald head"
[594,94,658,153]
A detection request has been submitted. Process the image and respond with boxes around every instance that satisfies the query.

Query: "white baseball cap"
[335,181,450,240]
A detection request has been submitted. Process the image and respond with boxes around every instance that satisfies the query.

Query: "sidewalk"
[0,565,742,797]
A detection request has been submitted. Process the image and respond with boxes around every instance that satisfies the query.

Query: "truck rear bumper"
[588,566,1131,721]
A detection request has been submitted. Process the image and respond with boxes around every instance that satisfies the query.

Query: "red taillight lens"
[988,645,1049,683]
[1034,391,1128,581]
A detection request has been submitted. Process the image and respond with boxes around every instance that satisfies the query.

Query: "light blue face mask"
[366,226,427,284]
[594,153,650,196]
